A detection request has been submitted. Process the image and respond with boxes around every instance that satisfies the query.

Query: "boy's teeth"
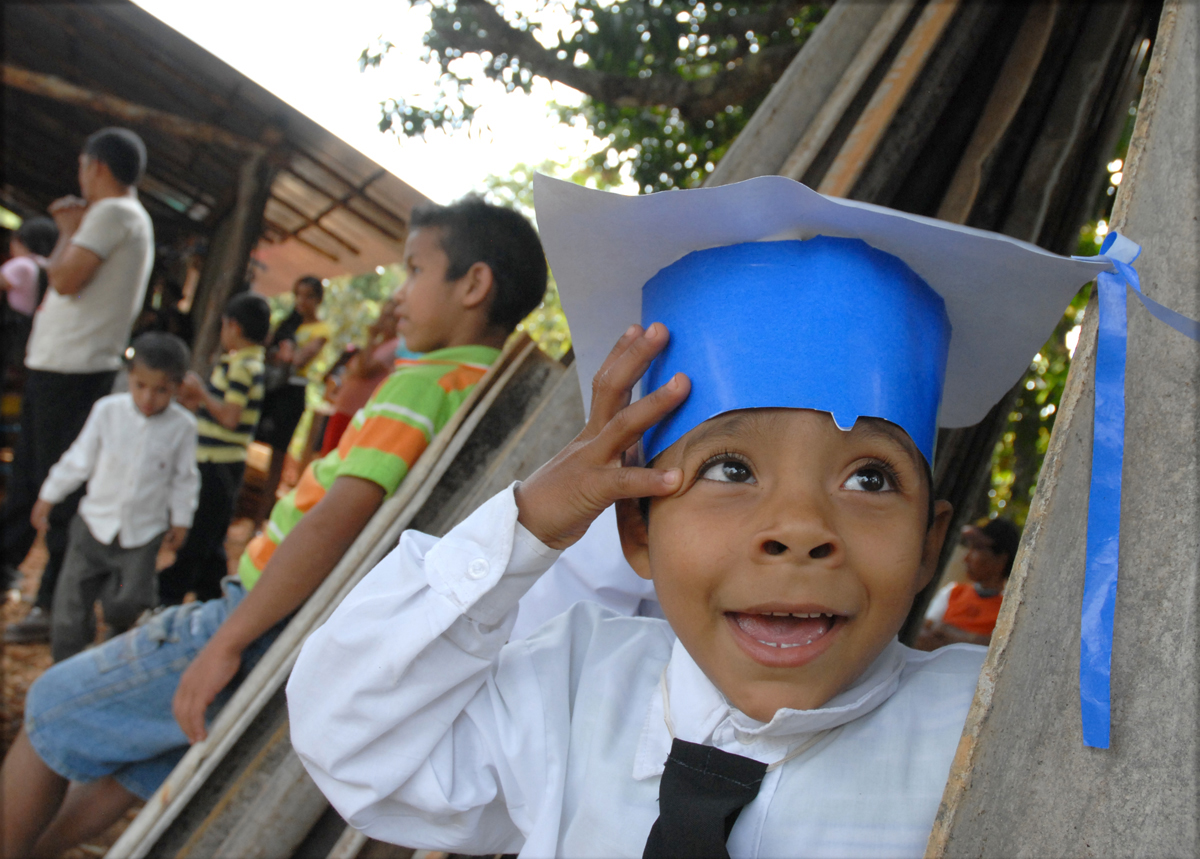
[734,611,835,648]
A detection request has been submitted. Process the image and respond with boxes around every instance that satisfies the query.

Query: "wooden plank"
[936,3,1058,223]
[707,1,893,186]
[899,2,1147,642]
[816,0,961,198]
[928,1,1199,853]
[778,1,916,182]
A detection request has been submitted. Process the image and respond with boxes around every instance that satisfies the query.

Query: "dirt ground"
[2,519,256,858]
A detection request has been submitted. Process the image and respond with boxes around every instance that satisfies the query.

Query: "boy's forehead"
[129,363,174,384]
[667,408,923,464]
[405,225,444,254]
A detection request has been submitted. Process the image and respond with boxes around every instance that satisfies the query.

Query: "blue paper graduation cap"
[533,174,1112,465]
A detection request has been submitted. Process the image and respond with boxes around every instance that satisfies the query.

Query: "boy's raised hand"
[516,323,689,550]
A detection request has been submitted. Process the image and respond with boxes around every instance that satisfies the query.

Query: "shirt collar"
[633,638,908,779]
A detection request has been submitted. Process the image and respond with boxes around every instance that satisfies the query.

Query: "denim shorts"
[24,580,284,799]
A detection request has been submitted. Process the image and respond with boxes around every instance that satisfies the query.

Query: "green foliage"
[365,1,826,191]
[985,288,1088,526]
[476,159,613,360]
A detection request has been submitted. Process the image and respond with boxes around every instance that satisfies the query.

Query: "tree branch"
[434,0,805,123]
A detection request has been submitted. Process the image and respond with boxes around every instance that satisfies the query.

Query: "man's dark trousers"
[158,460,245,605]
[2,369,117,607]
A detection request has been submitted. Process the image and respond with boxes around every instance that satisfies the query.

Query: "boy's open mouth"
[725,610,844,667]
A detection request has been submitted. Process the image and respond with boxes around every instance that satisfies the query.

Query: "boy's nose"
[759,537,837,559]
[755,494,841,563]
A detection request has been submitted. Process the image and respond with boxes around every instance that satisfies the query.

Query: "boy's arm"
[39,400,105,507]
[292,333,327,371]
[167,423,200,535]
[182,371,244,430]
[173,474,384,743]
[289,486,560,851]
[45,197,104,297]
[286,326,688,847]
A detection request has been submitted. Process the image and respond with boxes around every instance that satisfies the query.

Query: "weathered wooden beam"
[708,1,895,186]
[817,0,960,198]
[267,194,362,254]
[189,151,276,371]
[928,1,1200,853]
[778,1,916,182]
[1,63,265,155]
[279,166,407,242]
[937,4,1058,223]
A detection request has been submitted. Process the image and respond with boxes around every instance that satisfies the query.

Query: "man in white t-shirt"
[3,127,155,644]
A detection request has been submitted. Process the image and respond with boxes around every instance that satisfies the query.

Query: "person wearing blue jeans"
[25,582,284,796]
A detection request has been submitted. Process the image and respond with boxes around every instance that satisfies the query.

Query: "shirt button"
[467,559,490,580]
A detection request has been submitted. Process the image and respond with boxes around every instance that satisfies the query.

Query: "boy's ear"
[457,261,496,311]
[615,498,653,581]
[917,499,954,590]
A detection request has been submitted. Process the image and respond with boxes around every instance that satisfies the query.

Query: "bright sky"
[132,0,601,203]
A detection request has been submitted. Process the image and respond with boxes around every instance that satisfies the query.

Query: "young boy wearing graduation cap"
[287,175,1115,858]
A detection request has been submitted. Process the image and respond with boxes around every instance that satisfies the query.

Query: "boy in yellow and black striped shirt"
[159,293,270,604]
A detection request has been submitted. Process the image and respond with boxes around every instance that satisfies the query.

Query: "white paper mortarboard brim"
[534,174,1110,432]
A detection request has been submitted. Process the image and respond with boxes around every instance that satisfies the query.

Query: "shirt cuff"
[425,482,563,627]
[38,483,68,505]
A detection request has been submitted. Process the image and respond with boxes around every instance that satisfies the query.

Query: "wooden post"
[928,2,1199,853]
[189,151,276,371]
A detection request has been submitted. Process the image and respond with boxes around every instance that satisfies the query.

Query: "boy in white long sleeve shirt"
[288,177,1123,857]
[33,332,198,661]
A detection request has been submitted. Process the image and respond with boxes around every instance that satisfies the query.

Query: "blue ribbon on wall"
[1073,232,1200,748]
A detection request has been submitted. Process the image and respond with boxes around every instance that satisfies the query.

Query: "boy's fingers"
[598,372,690,456]
[587,324,644,426]
[592,324,643,385]
[598,465,682,503]
[588,323,669,428]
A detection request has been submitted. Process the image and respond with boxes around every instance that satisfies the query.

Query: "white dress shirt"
[289,485,985,859]
[511,505,662,639]
[39,393,199,547]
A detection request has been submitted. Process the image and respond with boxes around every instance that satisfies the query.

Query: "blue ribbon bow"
[1072,232,1199,748]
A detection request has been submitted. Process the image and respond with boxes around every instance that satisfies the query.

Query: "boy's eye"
[843,466,894,493]
[698,458,756,484]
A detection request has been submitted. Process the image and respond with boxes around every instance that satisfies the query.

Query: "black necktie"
[642,738,768,859]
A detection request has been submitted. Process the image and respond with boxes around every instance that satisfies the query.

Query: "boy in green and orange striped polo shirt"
[237,345,498,588]
[6,198,548,852]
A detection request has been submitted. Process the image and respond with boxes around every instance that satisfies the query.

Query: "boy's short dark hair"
[128,332,189,382]
[410,196,547,332]
[295,275,324,303]
[16,216,59,257]
[963,517,1021,576]
[223,293,272,344]
[83,127,147,187]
